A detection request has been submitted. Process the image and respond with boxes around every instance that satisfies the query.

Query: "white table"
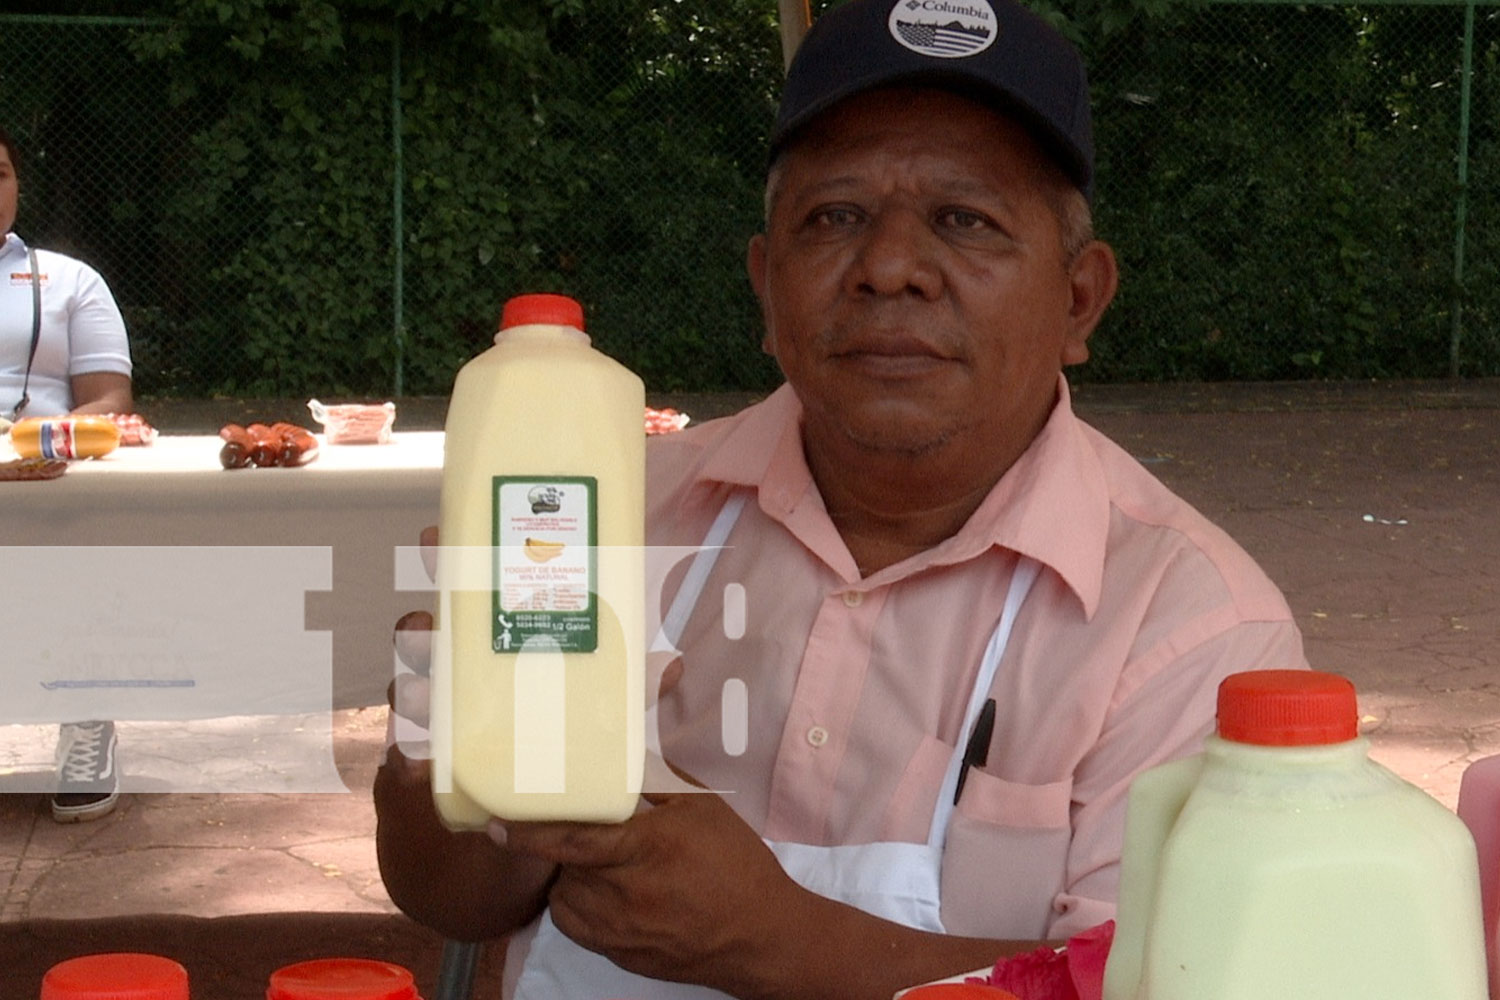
[0,432,442,722]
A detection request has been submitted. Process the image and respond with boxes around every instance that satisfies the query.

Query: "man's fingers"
[646,653,683,710]
[384,671,432,760]
[642,754,708,799]
[497,820,633,867]
[379,741,433,783]
[419,524,439,582]
[394,610,433,675]
[393,673,431,729]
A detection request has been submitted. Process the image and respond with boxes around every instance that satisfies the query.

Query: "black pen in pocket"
[954,697,997,805]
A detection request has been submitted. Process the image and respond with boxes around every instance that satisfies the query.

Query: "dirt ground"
[1086,389,1500,809]
[4,378,1498,997]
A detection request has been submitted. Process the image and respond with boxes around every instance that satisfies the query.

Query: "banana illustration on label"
[524,537,565,563]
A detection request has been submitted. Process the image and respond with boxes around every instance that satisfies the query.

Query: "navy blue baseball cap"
[770,0,1094,201]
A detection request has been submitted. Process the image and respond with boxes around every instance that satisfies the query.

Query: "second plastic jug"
[1459,753,1500,999]
[430,293,645,828]
[1102,669,1487,1000]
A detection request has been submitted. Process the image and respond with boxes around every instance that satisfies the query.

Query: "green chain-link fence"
[1088,0,1500,382]
[2,1,1497,398]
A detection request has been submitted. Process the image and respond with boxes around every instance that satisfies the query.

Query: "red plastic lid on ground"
[41,952,190,1000]
[266,958,421,1000]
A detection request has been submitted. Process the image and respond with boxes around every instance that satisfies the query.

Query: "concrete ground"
[3,379,1498,997]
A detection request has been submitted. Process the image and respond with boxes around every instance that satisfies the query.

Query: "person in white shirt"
[0,128,132,421]
[1,126,133,822]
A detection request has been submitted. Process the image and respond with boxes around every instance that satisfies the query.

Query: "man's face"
[0,146,16,236]
[748,87,1113,468]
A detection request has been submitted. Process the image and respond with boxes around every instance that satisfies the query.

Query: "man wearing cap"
[374,0,1307,996]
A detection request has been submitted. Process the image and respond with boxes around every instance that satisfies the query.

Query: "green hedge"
[3,0,1497,396]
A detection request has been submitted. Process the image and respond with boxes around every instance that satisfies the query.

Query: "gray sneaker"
[51,721,120,823]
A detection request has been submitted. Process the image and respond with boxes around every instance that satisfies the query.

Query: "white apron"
[513,493,1040,999]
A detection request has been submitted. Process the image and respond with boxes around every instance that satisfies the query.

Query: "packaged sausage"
[9,415,122,460]
[644,406,690,435]
[104,412,158,446]
[218,424,256,469]
[244,423,281,467]
[277,426,320,466]
[219,422,321,469]
[307,399,396,444]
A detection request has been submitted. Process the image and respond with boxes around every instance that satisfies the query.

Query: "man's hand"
[375,524,557,941]
[386,525,439,743]
[500,789,810,997]
[376,524,696,943]
[387,525,686,754]
[499,795,1027,1000]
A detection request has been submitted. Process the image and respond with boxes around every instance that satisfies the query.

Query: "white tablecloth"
[1,432,442,721]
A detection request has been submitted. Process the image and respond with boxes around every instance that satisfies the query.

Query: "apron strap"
[651,491,750,654]
[927,556,1042,850]
[647,491,1041,857]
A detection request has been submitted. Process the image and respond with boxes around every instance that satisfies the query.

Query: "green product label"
[492,476,598,653]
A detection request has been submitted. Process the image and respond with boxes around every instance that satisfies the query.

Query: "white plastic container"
[1103,669,1487,1000]
[1459,753,1500,999]
[430,293,645,827]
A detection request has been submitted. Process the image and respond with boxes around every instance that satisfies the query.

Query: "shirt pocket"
[941,765,1075,940]
[954,766,1073,828]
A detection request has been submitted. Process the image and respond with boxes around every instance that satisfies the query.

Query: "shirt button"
[806,725,830,748]
[842,591,863,608]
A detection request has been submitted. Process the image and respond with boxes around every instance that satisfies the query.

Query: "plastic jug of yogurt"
[430,292,645,827]
[1459,753,1500,999]
[1102,669,1487,1000]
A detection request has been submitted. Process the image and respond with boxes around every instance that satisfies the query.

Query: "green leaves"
[162,0,781,395]
[15,0,1500,393]
[1085,1,1489,382]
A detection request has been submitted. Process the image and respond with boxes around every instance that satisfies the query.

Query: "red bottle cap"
[1216,669,1359,746]
[41,953,190,1000]
[500,293,585,332]
[266,958,421,1000]
[899,985,1021,999]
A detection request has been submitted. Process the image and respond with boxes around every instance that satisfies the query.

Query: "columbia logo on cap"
[888,0,998,59]
[770,0,1094,200]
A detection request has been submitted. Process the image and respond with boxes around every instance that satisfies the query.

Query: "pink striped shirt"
[646,378,1307,939]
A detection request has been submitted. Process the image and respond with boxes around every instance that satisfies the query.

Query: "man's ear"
[1061,240,1119,366]
[747,232,775,354]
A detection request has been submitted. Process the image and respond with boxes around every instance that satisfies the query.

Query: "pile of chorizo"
[219,422,320,469]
